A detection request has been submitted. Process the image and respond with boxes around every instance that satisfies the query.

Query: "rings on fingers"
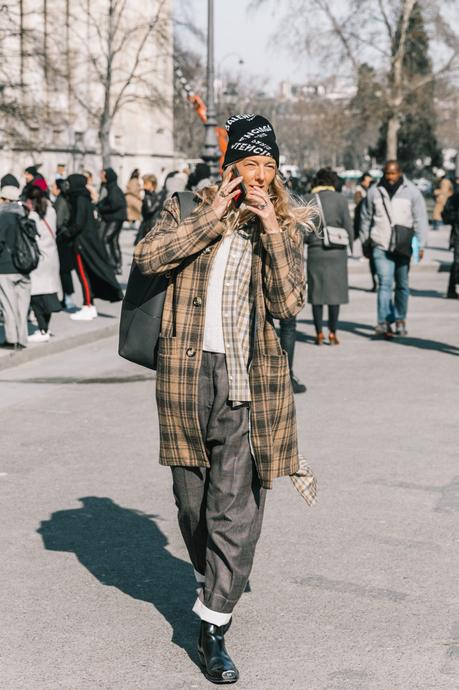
[220,189,229,198]
[259,202,268,209]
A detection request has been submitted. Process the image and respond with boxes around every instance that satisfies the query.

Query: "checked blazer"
[134,192,306,489]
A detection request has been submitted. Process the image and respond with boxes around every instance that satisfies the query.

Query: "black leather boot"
[197,620,239,684]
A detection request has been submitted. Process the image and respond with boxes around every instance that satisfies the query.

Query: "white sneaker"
[28,330,50,343]
[70,305,98,321]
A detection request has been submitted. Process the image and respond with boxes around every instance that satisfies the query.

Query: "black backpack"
[12,216,40,274]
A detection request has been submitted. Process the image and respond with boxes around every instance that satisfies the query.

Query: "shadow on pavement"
[409,288,446,299]
[37,496,200,667]
[296,318,459,356]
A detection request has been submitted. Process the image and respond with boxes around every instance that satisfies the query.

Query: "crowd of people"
[0,165,126,349]
[1,153,458,357]
[0,160,216,350]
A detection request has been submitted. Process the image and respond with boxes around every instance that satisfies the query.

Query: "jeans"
[373,247,410,323]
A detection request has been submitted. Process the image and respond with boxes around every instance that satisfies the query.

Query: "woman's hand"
[245,187,281,234]
[211,169,244,220]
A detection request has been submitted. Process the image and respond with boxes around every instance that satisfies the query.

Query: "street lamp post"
[201,0,220,180]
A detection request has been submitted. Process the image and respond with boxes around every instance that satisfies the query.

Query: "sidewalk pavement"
[0,224,453,371]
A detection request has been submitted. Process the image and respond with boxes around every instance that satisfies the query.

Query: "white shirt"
[203,235,233,353]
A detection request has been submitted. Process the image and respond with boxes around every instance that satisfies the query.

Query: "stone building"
[0,0,174,187]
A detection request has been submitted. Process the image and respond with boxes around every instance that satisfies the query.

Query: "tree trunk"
[386,114,400,160]
[386,0,417,161]
[100,115,112,167]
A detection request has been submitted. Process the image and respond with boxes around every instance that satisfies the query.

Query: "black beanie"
[0,173,20,188]
[223,114,279,169]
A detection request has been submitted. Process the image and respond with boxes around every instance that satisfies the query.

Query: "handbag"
[378,190,414,259]
[118,191,198,370]
[315,193,349,248]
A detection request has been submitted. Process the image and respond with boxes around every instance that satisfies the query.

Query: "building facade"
[0,0,175,186]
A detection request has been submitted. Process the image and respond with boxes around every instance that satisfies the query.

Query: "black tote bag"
[379,190,414,259]
[118,191,197,370]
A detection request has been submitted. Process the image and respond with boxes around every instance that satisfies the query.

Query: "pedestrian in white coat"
[26,185,61,342]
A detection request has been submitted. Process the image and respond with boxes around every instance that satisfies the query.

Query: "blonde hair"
[143,174,157,186]
[197,173,317,240]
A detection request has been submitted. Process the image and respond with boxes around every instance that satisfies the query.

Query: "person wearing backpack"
[0,175,33,350]
[25,185,62,343]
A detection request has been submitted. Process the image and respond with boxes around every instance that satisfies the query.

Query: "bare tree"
[251,0,459,160]
[69,0,171,166]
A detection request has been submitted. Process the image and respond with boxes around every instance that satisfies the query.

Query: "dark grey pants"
[0,273,31,347]
[171,352,266,616]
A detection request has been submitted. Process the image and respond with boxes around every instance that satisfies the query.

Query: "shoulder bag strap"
[174,191,198,220]
[314,192,327,232]
[42,217,56,240]
[378,189,394,230]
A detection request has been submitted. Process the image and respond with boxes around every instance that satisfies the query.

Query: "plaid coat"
[134,194,306,489]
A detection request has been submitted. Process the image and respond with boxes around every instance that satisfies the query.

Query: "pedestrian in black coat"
[134,174,162,245]
[442,190,459,299]
[97,167,127,274]
[64,174,123,322]
[304,168,353,345]
[52,179,75,309]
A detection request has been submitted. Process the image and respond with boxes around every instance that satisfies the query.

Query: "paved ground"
[1,229,458,689]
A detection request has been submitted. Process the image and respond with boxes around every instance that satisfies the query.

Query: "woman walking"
[305,168,353,345]
[134,113,316,684]
[26,186,61,343]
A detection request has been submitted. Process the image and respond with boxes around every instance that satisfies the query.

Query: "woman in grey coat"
[305,168,353,344]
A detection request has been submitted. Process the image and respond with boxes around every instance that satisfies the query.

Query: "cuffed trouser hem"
[192,597,232,626]
[194,568,206,584]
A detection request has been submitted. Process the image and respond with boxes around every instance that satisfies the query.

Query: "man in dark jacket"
[0,175,31,349]
[97,167,127,274]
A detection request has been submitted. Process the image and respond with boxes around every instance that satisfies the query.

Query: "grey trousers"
[171,352,266,617]
[0,273,31,347]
